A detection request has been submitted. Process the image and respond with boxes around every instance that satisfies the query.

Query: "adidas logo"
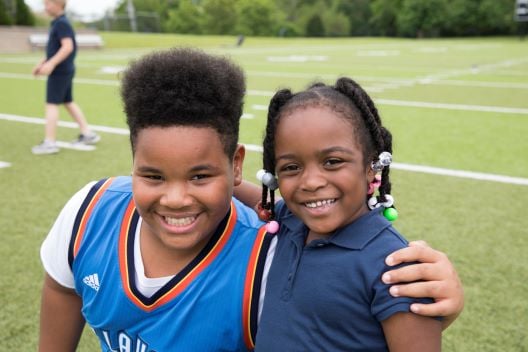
[83,273,100,291]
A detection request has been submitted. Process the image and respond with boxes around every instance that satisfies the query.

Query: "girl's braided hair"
[261,77,393,220]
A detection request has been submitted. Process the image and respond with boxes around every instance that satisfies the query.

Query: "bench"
[28,33,104,50]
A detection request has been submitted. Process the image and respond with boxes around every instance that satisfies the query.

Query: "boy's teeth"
[305,199,335,208]
[164,216,195,226]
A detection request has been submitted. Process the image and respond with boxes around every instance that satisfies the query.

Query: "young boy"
[32,0,99,155]
[39,48,463,351]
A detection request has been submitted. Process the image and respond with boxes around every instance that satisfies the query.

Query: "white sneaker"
[72,132,101,145]
[32,141,59,155]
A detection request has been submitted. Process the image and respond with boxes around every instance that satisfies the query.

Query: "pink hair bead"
[266,221,279,234]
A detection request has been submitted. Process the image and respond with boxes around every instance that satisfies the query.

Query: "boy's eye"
[191,174,209,181]
[144,174,163,181]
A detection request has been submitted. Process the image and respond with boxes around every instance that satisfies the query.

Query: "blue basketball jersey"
[69,177,271,351]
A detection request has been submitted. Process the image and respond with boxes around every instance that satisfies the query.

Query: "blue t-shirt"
[47,14,76,75]
[255,201,433,351]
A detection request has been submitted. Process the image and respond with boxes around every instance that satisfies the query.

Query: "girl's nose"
[300,166,327,192]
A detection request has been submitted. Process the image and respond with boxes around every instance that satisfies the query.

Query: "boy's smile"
[132,126,244,274]
[274,106,373,242]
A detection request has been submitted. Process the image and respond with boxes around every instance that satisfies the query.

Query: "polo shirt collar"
[280,207,391,250]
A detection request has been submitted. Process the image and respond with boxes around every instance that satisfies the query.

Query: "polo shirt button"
[317,243,325,247]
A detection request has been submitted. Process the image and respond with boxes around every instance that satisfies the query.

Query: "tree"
[15,0,35,26]
[235,0,278,36]
[306,13,325,36]
[202,0,237,35]
[323,9,350,36]
[0,0,13,25]
[370,0,402,36]
[442,0,480,36]
[476,0,516,35]
[164,0,203,34]
[396,0,447,37]
[335,0,372,36]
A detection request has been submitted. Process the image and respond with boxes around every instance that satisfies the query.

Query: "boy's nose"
[160,183,191,208]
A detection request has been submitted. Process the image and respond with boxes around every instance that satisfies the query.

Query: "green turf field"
[1,33,527,351]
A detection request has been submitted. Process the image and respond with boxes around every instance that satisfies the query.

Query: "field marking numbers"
[1,112,527,187]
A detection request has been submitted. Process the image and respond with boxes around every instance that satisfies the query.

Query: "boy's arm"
[39,274,85,352]
[34,37,74,76]
[382,312,442,352]
[382,241,464,330]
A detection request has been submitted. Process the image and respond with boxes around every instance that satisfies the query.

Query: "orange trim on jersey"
[119,201,238,312]
[72,177,114,258]
[242,225,269,349]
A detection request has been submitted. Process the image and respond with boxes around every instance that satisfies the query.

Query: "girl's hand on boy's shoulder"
[381,241,464,330]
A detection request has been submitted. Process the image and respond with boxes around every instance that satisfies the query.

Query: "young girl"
[242,78,442,351]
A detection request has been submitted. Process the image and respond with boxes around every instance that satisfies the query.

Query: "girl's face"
[274,106,374,239]
[132,126,244,259]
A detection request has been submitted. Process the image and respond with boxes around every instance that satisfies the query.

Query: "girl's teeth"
[306,199,335,208]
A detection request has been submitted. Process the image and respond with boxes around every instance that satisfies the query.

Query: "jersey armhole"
[242,226,276,349]
[68,177,113,269]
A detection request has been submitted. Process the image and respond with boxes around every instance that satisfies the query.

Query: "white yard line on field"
[0,161,12,168]
[250,99,528,114]
[2,112,527,186]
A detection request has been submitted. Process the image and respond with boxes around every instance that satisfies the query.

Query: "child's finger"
[408,240,429,248]
[387,281,445,299]
[385,244,447,266]
[382,262,440,284]
[410,301,452,317]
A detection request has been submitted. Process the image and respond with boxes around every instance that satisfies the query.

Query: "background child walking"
[239,78,444,351]
[31,0,99,155]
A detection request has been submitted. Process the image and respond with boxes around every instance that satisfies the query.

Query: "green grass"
[1,33,527,351]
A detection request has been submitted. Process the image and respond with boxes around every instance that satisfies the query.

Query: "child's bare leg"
[64,102,90,134]
[44,103,60,141]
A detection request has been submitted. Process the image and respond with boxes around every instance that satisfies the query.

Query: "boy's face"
[132,126,244,258]
[44,0,63,17]
[274,106,373,238]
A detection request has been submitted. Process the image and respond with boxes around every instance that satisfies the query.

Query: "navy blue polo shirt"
[255,201,433,352]
[47,14,76,75]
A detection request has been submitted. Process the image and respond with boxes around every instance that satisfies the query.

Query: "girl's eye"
[325,158,343,167]
[278,164,300,175]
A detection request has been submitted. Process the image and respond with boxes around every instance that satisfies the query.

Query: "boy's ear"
[232,144,245,186]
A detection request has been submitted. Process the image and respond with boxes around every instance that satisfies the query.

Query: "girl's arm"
[382,241,464,330]
[382,312,442,352]
[39,274,85,352]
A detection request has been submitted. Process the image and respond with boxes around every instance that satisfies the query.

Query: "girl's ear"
[232,144,245,186]
[366,163,376,183]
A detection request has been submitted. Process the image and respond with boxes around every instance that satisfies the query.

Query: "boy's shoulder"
[232,197,264,230]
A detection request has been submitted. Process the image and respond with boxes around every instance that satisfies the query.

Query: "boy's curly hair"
[121,47,246,157]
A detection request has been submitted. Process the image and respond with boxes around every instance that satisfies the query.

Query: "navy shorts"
[46,73,74,104]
